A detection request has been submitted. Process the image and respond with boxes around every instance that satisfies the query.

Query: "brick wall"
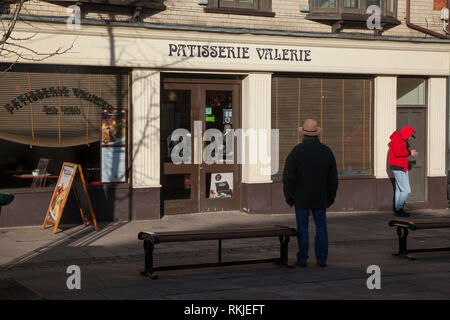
[6,0,448,39]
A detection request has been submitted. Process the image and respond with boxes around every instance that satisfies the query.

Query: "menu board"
[47,164,75,225]
[43,163,98,234]
[101,147,126,183]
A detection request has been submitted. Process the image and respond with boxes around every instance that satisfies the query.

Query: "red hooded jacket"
[388,126,415,172]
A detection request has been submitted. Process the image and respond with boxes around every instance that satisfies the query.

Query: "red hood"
[390,126,415,141]
[399,126,415,140]
[390,131,401,141]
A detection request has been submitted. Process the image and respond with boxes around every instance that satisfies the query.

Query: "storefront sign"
[3,87,115,115]
[43,162,98,234]
[168,43,312,62]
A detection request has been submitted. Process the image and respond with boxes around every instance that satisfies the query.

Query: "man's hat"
[298,119,322,136]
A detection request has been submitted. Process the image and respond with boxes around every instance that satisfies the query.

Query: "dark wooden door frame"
[162,83,200,214]
[396,106,428,205]
[199,83,241,212]
[161,79,242,215]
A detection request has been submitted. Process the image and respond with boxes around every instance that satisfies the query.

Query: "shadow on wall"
[59,184,131,225]
[386,146,396,212]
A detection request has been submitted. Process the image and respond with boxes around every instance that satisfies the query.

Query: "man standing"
[388,126,418,217]
[282,119,338,268]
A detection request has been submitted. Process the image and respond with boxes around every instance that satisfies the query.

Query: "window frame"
[343,0,362,14]
[205,0,275,18]
[219,0,258,10]
[310,0,339,14]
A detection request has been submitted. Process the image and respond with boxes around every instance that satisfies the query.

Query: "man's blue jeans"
[295,208,328,264]
[392,170,411,211]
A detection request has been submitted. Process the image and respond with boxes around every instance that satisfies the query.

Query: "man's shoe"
[316,261,327,268]
[295,261,307,268]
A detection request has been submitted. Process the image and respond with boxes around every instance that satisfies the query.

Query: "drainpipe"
[447,0,450,34]
[406,0,450,39]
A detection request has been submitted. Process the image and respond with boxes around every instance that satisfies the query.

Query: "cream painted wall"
[131,70,161,188]
[374,76,398,179]
[241,73,273,184]
[427,77,447,177]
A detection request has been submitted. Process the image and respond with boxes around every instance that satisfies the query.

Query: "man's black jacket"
[282,136,338,209]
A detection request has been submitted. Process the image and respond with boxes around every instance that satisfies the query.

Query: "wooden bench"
[138,225,297,278]
[389,219,450,260]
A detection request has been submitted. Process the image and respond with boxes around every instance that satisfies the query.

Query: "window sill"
[271,175,375,183]
[2,183,131,194]
[204,7,275,18]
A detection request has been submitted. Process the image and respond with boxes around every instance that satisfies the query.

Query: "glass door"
[161,84,199,214]
[199,85,241,212]
[161,80,241,214]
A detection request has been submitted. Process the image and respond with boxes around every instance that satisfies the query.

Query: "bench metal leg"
[279,236,294,268]
[393,226,416,260]
[141,240,158,278]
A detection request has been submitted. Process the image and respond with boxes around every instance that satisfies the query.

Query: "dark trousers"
[295,208,328,264]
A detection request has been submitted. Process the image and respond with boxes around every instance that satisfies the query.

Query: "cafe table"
[13,173,59,187]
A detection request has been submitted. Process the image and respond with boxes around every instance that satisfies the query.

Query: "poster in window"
[101,108,127,146]
[209,173,233,198]
[101,147,126,183]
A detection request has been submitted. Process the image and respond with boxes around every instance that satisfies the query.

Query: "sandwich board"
[43,162,99,234]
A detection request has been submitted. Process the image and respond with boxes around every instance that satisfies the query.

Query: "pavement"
[1,209,450,300]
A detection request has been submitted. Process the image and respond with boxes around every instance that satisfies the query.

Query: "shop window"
[307,0,400,33]
[397,78,426,106]
[318,0,337,8]
[272,76,373,178]
[344,0,359,9]
[220,0,255,9]
[205,0,274,17]
[0,65,129,189]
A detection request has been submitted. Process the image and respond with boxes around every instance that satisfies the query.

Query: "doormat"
[0,278,41,300]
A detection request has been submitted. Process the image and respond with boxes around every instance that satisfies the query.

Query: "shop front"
[0,64,132,226]
[0,21,449,226]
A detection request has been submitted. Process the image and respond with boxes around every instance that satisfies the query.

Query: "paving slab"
[1,209,450,299]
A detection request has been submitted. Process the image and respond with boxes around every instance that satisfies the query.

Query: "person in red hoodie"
[388,126,418,217]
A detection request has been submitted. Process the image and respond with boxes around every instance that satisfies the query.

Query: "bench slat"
[389,219,450,230]
[138,226,296,243]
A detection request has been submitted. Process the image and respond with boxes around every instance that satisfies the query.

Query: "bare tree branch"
[0,0,24,46]
[0,0,75,72]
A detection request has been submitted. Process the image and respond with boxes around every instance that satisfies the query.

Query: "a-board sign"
[43,162,98,234]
